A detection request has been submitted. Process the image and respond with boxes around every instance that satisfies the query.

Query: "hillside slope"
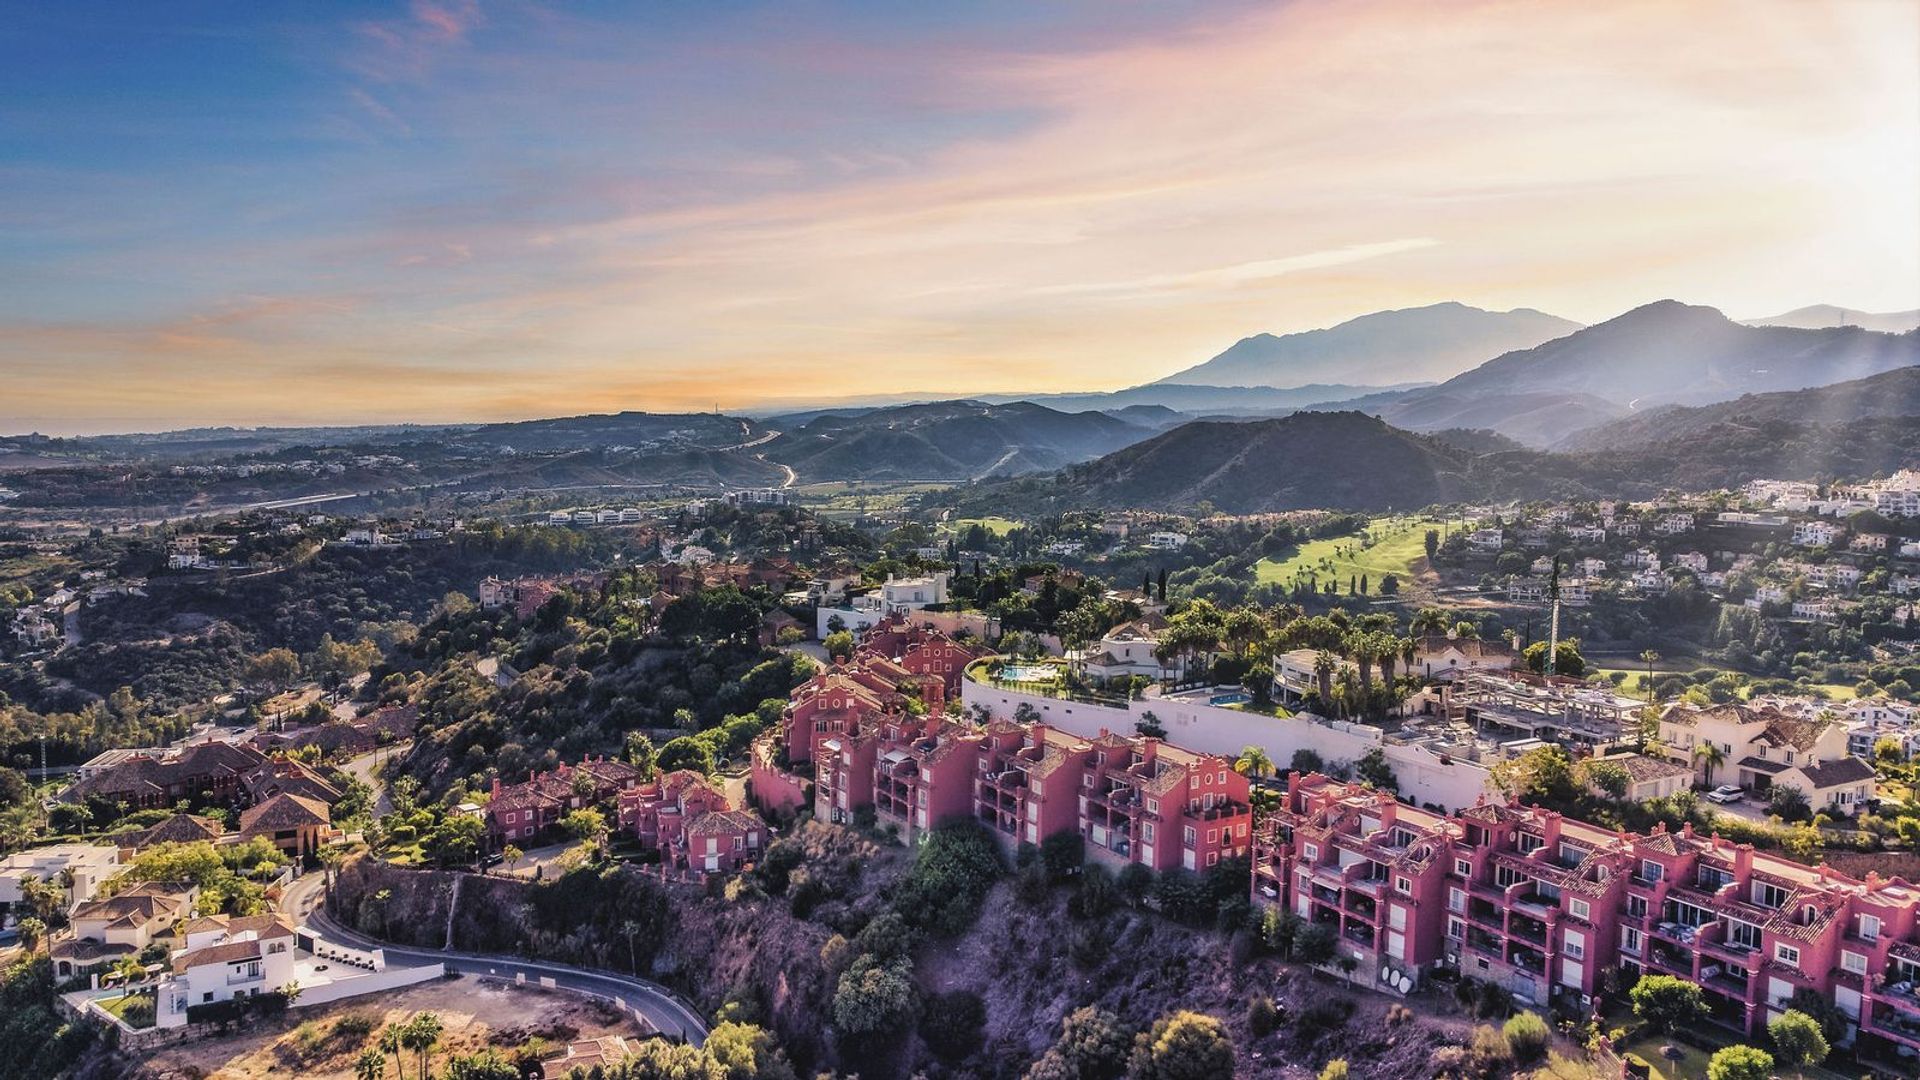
[764,400,1154,482]
[1560,366,1920,451]
[1156,302,1580,388]
[1042,411,1474,512]
[1432,300,1919,406]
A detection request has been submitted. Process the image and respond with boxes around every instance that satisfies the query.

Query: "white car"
[1706,785,1745,804]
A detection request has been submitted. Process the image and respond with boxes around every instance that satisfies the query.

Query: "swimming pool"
[1209,692,1251,706]
[999,663,1059,682]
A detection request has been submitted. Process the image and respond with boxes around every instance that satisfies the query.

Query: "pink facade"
[485,756,640,844]
[1254,773,1920,1045]
[616,769,766,877]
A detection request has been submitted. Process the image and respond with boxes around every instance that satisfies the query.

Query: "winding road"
[281,872,709,1045]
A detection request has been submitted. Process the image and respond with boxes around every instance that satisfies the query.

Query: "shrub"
[1126,1010,1234,1080]
[1247,995,1280,1038]
[1468,1024,1512,1075]
[919,990,986,1060]
[1318,1062,1349,1080]
[1502,1011,1550,1065]
[893,821,1003,936]
[1295,997,1353,1037]
[1705,1044,1773,1080]
[1629,974,1705,1034]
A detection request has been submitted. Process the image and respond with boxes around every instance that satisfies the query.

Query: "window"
[1207,828,1219,845]
[1622,928,1642,955]
[1859,914,1882,941]
[1448,887,1465,912]
[1564,930,1586,961]
[1448,917,1464,939]
[1142,823,1155,844]
[1396,876,1412,894]
[1183,826,1197,846]
[1517,833,1544,854]
[1146,799,1159,814]
[1082,773,1094,788]
[1775,944,1800,967]
[1638,859,1664,882]
[1454,858,1472,877]
[1843,951,1868,975]
[1569,899,1590,920]
[1754,881,1790,909]
[1303,842,1319,861]
[1627,895,1649,919]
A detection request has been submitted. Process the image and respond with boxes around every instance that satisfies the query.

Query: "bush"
[893,821,1003,936]
[1502,1011,1549,1064]
[1247,995,1280,1038]
[1126,1010,1234,1080]
[1705,1044,1773,1080]
[1629,974,1705,1034]
[919,989,986,1061]
[1295,997,1353,1037]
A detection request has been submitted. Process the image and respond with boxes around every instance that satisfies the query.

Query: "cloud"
[3,0,1917,431]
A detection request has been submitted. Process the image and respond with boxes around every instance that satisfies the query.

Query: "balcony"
[1511,894,1557,921]
[1647,942,1693,978]
[1343,924,1376,949]
[1507,915,1548,946]
[1507,945,1546,975]
[1344,892,1378,920]
[1700,965,1753,1001]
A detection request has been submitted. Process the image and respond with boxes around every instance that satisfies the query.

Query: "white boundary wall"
[962,681,1496,810]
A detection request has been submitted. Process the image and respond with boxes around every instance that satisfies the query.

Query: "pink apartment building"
[1254,772,1920,1048]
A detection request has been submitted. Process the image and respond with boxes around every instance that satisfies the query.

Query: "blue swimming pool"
[999,663,1058,682]
[1209,691,1251,706]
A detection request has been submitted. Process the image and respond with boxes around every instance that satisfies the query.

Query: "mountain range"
[1742,304,1920,334]
[1155,302,1582,388]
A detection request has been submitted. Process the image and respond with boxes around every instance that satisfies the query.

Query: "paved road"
[283,873,708,1045]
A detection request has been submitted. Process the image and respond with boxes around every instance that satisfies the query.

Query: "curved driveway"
[284,873,709,1045]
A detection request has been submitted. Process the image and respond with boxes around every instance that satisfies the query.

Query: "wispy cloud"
[0,0,1915,431]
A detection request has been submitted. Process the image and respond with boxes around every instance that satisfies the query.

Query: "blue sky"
[3,0,1917,432]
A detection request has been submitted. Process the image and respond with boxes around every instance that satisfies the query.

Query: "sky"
[3,0,1918,434]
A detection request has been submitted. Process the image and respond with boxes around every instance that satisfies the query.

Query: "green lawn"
[944,516,1021,537]
[1253,516,1451,589]
[96,992,155,1028]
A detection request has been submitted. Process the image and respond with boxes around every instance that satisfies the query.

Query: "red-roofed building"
[616,769,765,876]
[485,756,642,845]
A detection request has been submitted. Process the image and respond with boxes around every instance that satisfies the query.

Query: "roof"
[238,792,331,834]
[686,809,763,838]
[174,939,263,971]
[1610,754,1691,783]
[1414,635,1516,660]
[1791,757,1876,790]
[1757,715,1829,753]
[1736,756,1787,775]
[120,813,223,850]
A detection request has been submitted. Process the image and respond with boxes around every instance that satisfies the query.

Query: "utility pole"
[1546,557,1562,679]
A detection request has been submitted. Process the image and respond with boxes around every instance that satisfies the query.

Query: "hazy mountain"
[1362,390,1628,448]
[1153,302,1581,388]
[435,411,759,453]
[762,400,1156,482]
[1558,366,1920,451]
[1742,305,1920,334]
[1431,300,1919,407]
[979,381,1419,415]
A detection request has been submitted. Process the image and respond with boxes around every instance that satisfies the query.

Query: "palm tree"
[1346,633,1375,692]
[1639,650,1661,703]
[355,1048,387,1080]
[380,1026,405,1080]
[620,919,642,975]
[500,844,523,876]
[1410,607,1450,637]
[401,1013,442,1080]
[1694,741,1726,788]
[1235,746,1274,781]
[16,916,44,954]
[1313,651,1336,702]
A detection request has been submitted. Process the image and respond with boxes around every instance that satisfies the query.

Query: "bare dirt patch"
[131,974,641,1080]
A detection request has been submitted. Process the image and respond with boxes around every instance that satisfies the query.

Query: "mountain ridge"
[1154,302,1582,388]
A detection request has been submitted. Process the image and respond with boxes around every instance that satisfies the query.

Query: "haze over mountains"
[1742,305,1920,334]
[1155,302,1582,388]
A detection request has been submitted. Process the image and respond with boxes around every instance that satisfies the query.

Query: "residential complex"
[1253,773,1920,1048]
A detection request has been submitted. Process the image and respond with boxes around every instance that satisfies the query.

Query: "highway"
[282,872,709,1045]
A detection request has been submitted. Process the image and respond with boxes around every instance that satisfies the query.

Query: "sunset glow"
[4,0,1917,432]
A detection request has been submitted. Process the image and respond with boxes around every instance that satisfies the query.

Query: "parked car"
[1706,785,1746,804]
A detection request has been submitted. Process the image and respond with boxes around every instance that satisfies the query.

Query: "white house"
[1146,531,1189,551]
[1793,521,1844,548]
[0,844,121,913]
[1656,702,1875,814]
[1674,551,1709,573]
[1072,618,1172,683]
[158,914,300,1026]
[1411,636,1518,681]
[1467,529,1504,554]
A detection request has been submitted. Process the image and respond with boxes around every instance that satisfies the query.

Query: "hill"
[1154,302,1580,388]
[1033,411,1476,513]
[953,407,1920,516]
[1430,300,1918,406]
[1560,366,1920,451]
[1742,304,1920,333]
[761,399,1155,482]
